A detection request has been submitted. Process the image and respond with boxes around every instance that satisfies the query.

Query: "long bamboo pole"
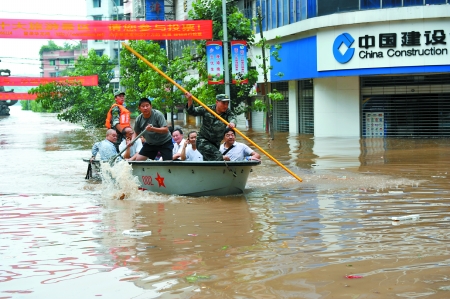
[122,42,302,183]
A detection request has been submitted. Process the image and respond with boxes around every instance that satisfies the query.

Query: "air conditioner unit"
[54,66,59,70]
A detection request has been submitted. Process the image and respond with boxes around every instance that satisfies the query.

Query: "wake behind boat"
[84,159,260,196]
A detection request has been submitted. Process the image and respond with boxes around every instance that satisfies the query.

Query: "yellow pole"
[122,42,303,183]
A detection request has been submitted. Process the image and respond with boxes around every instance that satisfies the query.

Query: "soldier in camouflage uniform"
[186,93,236,161]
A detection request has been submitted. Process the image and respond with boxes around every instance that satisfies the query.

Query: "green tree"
[187,0,258,116]
[39,40,62,55]
[120,40,197,123]
[254,7,284,138]
[29,50,115,128]
[39,41,82,55]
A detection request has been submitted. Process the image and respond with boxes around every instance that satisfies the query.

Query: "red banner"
[0,75,98,86]
[0,93,36,100]
[0,19,213,40]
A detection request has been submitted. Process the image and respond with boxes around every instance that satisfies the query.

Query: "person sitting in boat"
[185,93,236,161]
[180,131,203,161]
[133,97,173,161]
[172,128,186,160]
[220,128,261,161]
[119,127,143,161]
[90,129,122,162]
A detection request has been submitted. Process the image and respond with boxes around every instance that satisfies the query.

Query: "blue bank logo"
[333,33,355,64]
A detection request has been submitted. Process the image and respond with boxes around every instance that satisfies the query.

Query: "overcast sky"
[0,0,87,77]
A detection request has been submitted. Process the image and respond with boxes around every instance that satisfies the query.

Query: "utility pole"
[111,0,121,91]
[221,0,230,98]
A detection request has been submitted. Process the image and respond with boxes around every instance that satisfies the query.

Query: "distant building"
[86,0,140,91]
[40,41,88,77]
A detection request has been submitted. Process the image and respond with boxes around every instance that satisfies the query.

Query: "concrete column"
[314,76,360,137]
[288,80,299,134]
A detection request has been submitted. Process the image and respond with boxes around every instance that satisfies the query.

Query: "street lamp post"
[111,0,121,91]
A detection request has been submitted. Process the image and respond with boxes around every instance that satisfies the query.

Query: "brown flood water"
[1,105,450,299]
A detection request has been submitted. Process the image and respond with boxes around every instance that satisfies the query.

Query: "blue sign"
[333,33,355,64]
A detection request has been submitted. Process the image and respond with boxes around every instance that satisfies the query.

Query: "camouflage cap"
[114,90,125,97]
[216,94,230,101]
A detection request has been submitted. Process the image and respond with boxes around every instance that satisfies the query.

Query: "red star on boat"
[155,172,165,187]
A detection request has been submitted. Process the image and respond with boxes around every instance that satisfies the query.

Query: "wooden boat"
[85,159,260,196]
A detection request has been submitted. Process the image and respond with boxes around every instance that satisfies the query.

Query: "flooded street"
[1,105,450,299]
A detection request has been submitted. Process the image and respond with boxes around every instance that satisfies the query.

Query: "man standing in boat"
[185,93,236,161]
[133,97,173,161]
[105,90,131,151]
[220,128,261,161]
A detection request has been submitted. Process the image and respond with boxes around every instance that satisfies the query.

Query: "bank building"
[245,0,450,138]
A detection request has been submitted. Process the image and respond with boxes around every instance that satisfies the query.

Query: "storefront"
[266,6,450,137]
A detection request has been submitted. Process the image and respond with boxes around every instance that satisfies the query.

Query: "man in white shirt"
[181,131,203,161]
[172,128,186,160]
[119,127,143,160]
[220,128,261,161]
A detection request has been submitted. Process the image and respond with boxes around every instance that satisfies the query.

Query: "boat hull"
[130,160,259,196]
[84,159,260,196]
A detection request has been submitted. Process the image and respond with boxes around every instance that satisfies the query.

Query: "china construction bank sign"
[317,19,449,71]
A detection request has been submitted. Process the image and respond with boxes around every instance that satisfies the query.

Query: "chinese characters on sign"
[0,75,98,86]
[206,41,224,85]
[231,41,248,84]
[0,19,213,40]
[357,29,447,59]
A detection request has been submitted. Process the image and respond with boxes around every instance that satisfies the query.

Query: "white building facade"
[249,2,450,138]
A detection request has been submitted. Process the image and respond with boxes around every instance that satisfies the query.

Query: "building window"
[95,50,104,56]
[49,72,57,77]
[361,0,380,9]
[112,14,125,21]
[93,0,101,8]
[382,0,402,7]
[49,60,56,66]
[93,15,103,21]
[113,0,124,6]
[111,82,120,90]
[318,0,359,17]
[403,0,424,6]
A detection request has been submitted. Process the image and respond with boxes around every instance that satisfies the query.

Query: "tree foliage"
[187,0,258,115]
[120,40,197,118]
[29,50,115,128]
[39,40,82,55]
